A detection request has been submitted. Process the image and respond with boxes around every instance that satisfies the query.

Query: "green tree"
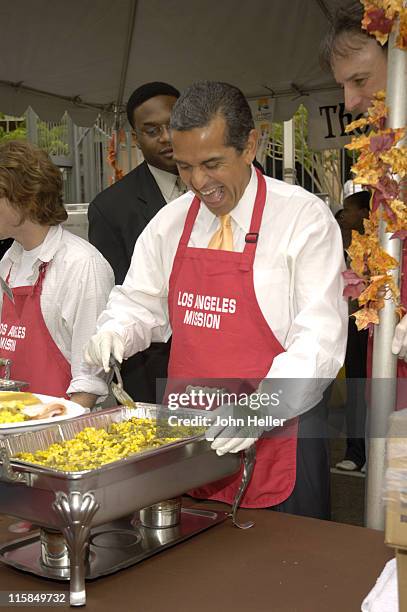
[0,113,27,142]
[266,105,345,205]
[0,112,68,156]
[37,120,69,156]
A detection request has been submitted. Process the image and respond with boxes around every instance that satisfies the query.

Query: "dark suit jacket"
[88,161,171,403]
[0,239,13,260]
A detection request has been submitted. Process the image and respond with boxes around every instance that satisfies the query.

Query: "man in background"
[336,188,370,471]
[320,2,387,115]
[88,82,184,403]
[321,2,407,453]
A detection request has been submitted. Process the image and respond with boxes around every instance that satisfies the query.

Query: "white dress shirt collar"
[147,164,178,203]
[199,165,257,234]
[7,225,62,266]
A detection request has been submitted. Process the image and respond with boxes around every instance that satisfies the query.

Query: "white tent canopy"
[0,0,345,127]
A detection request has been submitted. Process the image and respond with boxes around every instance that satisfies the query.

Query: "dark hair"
[344,190,371,212]
[319,2,386,71]
[170,81,255,152]
[126,82,180,128]
[0,140,67,225]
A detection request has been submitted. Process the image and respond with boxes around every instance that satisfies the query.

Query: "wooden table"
[0,503,393,612]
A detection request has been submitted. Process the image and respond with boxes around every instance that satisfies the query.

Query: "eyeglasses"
[134,123,171,139]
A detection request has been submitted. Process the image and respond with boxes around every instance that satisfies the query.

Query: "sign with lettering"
[305,92,368,151]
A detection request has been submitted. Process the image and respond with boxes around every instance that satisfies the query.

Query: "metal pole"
[66,116,75,204]
[72,125,82,203]
[25,107,38,145]
[82,128,96,203]
[283,119,296,185]
[366,25,407,530]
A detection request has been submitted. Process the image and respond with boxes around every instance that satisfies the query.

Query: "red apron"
[0,262,71,397]
[167,169,298,508]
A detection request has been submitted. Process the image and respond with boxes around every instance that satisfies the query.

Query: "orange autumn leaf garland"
[343,91,407,332]
[361,0,407,49]
[107,130,125,184]
[342,2,407,332]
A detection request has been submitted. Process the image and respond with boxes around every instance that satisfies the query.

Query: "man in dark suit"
[88,82,182,403]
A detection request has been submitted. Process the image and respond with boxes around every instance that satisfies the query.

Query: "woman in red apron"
[0,141,115,534]
[0,140,113,405]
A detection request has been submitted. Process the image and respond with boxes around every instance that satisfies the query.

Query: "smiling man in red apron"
[85,81,347,519]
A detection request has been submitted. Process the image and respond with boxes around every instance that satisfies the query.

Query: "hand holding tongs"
[108,357,138,409]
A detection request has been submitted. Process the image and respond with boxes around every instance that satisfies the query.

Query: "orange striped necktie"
[207,214,234,251]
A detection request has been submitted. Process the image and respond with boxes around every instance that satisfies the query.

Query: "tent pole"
[313,0,332,22]
[283,119,296,185]
[25,107,38,145]
[115,0,139,126]
[366,22,407,530]
[73,125,82,203]
[110,0,138,178]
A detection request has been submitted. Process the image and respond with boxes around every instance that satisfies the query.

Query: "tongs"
[109,357,137,409]
[230,445,256,529]
[108,359,256,529]
[0,276,14,304]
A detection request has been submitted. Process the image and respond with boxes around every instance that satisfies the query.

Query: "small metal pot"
[139,497,182,529]
[40,529,70,569]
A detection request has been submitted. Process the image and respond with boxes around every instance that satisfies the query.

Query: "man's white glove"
[392,314,407,362]
[209,435,258,456]
[205,403,265,456]
[84,331,124,373]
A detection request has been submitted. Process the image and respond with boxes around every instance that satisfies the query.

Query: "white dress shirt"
[0,225,114,397]
[98,168,348,417]
[147,164,186,202]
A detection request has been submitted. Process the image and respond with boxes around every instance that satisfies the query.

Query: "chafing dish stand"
[0,405,256,606]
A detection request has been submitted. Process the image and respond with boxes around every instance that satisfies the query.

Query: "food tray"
[0,403,253,607]
[0,403,240,528]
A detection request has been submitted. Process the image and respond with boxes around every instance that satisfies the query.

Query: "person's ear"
[243,128,258,164]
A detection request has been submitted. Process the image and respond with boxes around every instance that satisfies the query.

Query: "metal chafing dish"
[0,403,255,606]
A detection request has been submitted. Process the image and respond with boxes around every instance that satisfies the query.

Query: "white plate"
[0,393,89,435]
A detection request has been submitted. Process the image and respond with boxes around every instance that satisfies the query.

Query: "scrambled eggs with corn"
[0,392,42,424]
[16,417,203,471]
[0,401,29,424]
